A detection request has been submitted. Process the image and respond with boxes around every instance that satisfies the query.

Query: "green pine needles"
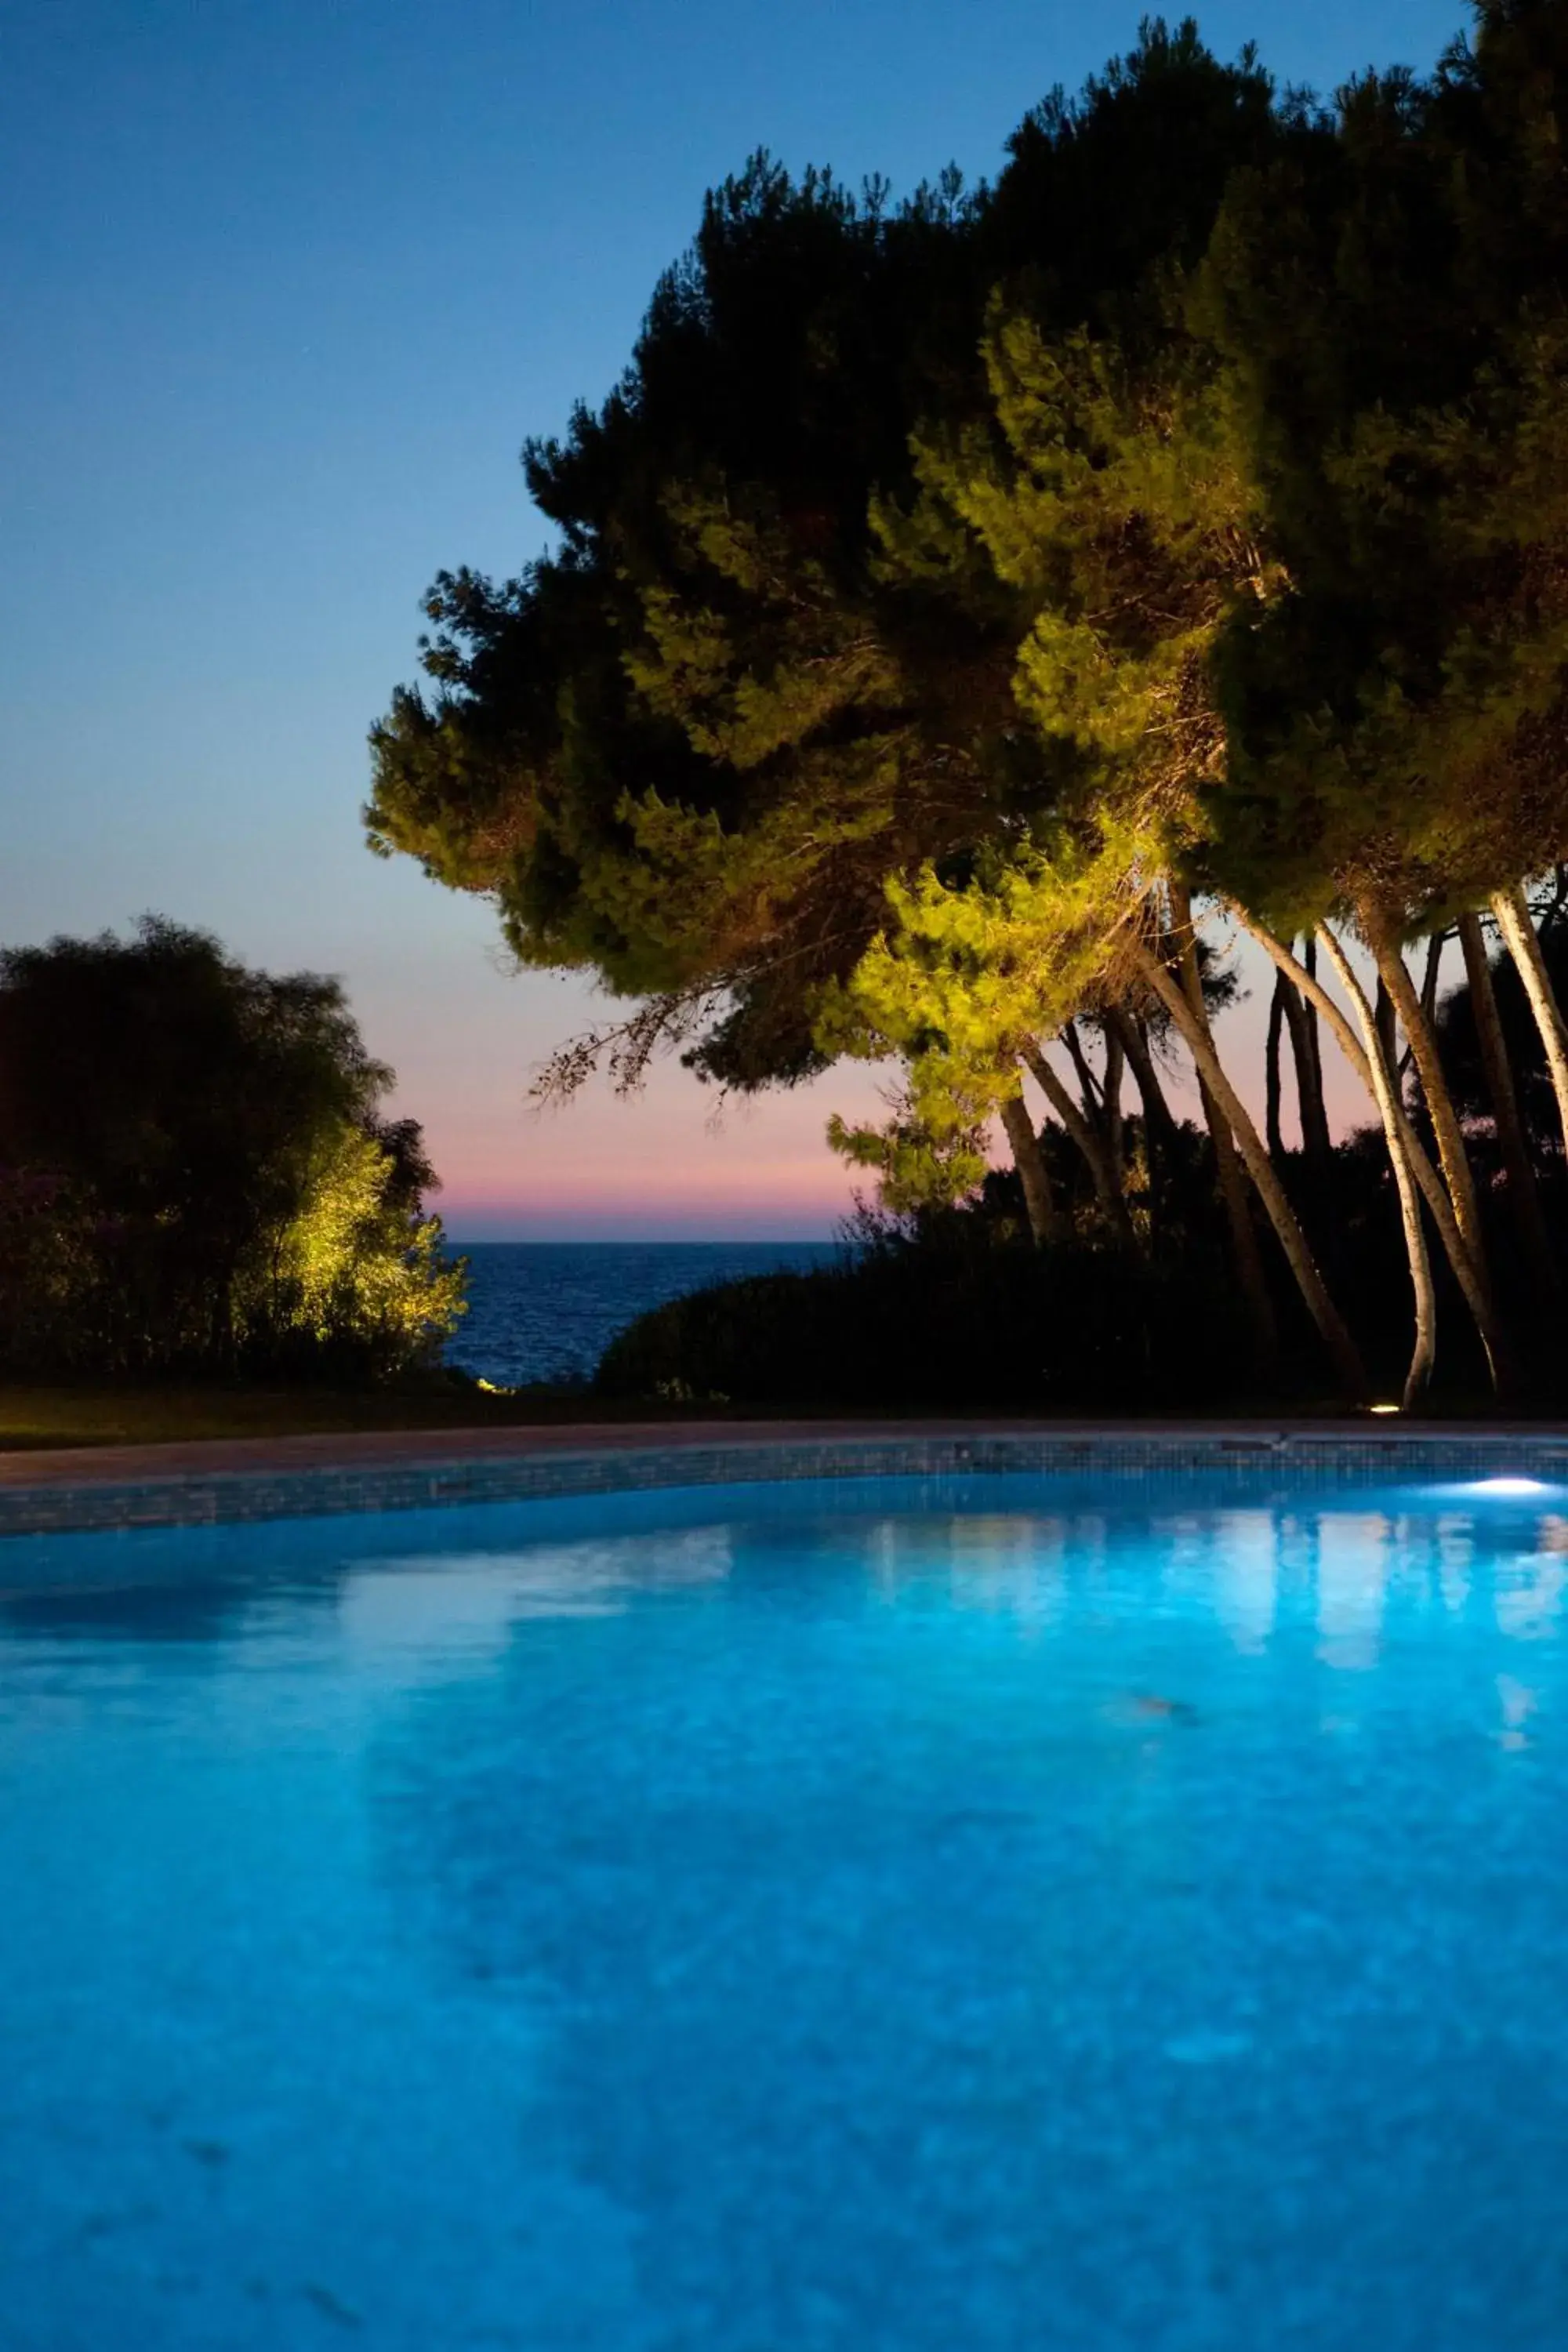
[369,5,1568,1407]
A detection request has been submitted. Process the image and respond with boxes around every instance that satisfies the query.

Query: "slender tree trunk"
[1457,910,1559,1299]
[1166,881,1279,1366]
[1021,1040,1136,1247]
[1367,916,1515,1384]
[1232,904,1512,1394]
[1111,1009,1181,1153]
[1127,935,1369,1402]
[1109,1007,1176,1247]
[1421,931,1444,1026]
[1363,909,1490,1279]
[1102,1024,1126,1190]
[1316,927,1437,1409]
[1277,964,1325,1177]
[1265,976,1287,1163]
[1491,881,1568,1153]
[1062,1020,1103,1124]
[1000,1091,1061,1249]
[1374,974,1397,1079]
[1298,937,1334,1177]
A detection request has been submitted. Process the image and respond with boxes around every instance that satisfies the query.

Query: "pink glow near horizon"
[430,1091,883,1240]
[383,919,1404,1238]
[383,945,894,1238]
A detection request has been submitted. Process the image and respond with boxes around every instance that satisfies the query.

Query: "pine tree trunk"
[1265,976,1287,1162]
[1362,906,1489,1273]
[1491,881,1568,1155]
[1457,910,1559,1299]
[1277,961,1327,1179]
[1127,936,1369,1402]
[1232,903,1512,1394]
[1102,1025,1126,1189]
[1298,937,1334,1177]
[1108,1007,1175,1248]
[1421,931,1444,1026]
[1374,974,1397,1079]
[1000,1091,1061,1249]
[1165,881,1279,1367]
[1316,927,1436,1408]
[1062,1021,1103,1123]
[1111,1009,1180,1154]
[1021,1041,1136,1247]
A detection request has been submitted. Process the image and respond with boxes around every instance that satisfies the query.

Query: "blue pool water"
[2,1472,1566,2350]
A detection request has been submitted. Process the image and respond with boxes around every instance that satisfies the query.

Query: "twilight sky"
[2,0,1468,1236]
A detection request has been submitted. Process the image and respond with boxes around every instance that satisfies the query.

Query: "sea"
[447,1240,840,1388]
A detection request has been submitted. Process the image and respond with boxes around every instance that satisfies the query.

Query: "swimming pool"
[2,1471,1564,2349]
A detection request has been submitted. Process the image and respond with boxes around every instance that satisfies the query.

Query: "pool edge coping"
[4,1418,1568,1541]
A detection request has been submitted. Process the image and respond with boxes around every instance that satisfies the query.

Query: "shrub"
[597,1224,1259,1412]
[0,920,464,1381]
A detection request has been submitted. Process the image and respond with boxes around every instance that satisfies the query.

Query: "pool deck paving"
[2,1414,1566,1541]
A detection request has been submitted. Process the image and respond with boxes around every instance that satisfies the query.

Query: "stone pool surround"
[2,1417,1566,1544]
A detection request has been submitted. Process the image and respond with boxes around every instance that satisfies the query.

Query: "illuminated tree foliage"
[0,920,463,1379]
[1185,0,1568,1392]
[367,23,1286,1086]
[371,5,1568,1405]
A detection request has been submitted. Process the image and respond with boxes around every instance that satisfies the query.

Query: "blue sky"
[1,0,1471,1235]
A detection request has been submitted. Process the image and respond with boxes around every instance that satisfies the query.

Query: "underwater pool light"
[1469,1475,1548,1497]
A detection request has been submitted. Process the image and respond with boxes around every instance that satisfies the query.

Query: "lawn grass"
[0,1380,1528,1453]
[0,1381,672,1451]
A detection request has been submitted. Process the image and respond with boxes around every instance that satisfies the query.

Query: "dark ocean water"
[447,1240,839,1388]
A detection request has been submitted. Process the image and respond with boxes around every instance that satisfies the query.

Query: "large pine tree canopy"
[368,3,1568,1403]
[366,19,1321,1083]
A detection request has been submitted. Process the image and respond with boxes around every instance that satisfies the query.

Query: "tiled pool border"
[3,1423,1568,1544]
